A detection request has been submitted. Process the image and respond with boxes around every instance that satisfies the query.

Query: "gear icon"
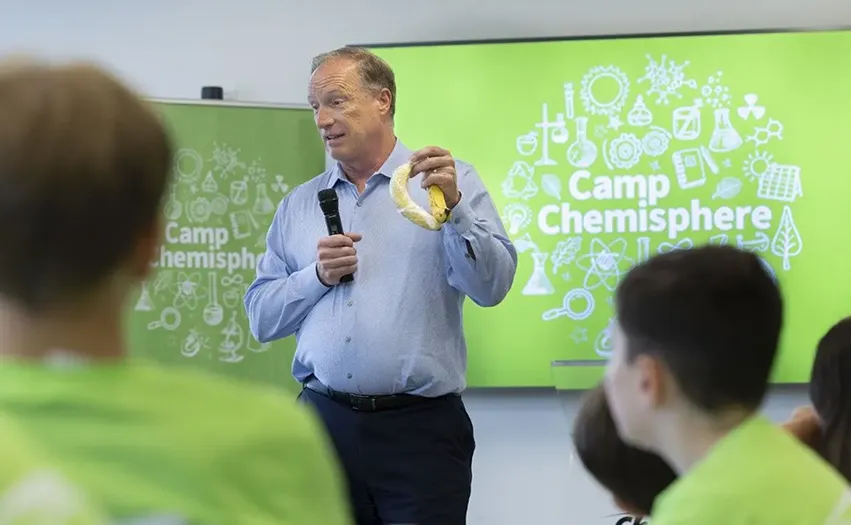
[746,119,783,147]
[580,66,630,117]
[608,133,643,170]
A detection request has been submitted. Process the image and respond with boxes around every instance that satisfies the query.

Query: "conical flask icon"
[709,108,743,153]
[252,183,276,215]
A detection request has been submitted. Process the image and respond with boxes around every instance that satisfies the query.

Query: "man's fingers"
[318,246,356,260]
[321,255,358,269]
[329,264,358,280]
[318,234,354,249]
[346,232,363,242]
[410,155,454,177]
[420,171,453,190]
[338,263,358,276]
[410,146,450,164]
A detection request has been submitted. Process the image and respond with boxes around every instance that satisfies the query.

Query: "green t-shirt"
[0,358,353,525]
[0,413,106,524]
[652,415,851,524]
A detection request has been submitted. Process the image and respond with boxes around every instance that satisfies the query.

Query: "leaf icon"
[541,173,562,201]
[551,236,583,273]
[712,177,742,200]
[769,205,802,271]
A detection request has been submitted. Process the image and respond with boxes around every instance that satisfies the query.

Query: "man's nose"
[315,107,333,128]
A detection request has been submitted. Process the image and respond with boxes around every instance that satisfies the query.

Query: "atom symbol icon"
[575,238,635,292]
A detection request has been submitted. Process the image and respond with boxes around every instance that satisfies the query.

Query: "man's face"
[307,58,387,162]
[603,321,662,450]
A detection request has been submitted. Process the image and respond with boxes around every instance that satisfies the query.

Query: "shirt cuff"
[299,261,333,301]
[446,195,476,236]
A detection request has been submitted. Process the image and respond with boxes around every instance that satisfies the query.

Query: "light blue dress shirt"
[244,139,518,396]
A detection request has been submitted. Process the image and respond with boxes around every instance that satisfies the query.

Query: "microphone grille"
[317,188,338,214]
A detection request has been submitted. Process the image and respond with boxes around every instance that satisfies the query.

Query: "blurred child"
[573,383,676,516]
[603,245,851,524]
[0,58,352,524]
[797,316,851,481]
[0,412,106,524]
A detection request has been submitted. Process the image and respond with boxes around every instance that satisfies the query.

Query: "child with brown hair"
[0,57,352,524]
[573,383,677,517]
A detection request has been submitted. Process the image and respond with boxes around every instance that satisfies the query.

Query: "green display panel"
[126,101,324,393]
[369,29,851,388]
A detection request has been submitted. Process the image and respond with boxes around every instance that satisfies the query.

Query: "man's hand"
[409,146,461,209]
[316,233,362,286]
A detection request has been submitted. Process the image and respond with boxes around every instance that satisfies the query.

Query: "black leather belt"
[303,377,433,412]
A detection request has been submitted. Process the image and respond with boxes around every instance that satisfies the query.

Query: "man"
[603,245,851,524]
[245,46,517,525]
[0,58,352,524]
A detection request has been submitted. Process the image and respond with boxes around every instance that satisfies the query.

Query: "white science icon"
[757,163,802,203]
[627,95,653,126]
[708,107,744,153]
[542,288,596,322]
[566,117,598,168]
[770,205,803,271]
[594,318,616,358]
[516,131,538,156]
[522,251,556,296]
[575,238,635,292]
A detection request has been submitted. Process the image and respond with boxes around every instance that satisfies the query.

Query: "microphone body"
[317,189,354,283]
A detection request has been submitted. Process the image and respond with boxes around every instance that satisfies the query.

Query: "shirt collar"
[325,138,412,189]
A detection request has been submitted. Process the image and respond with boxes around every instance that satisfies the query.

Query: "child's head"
[573,384,677,516]
[603,245,782,454]
[809,316,851,481]
[0,59,172,320]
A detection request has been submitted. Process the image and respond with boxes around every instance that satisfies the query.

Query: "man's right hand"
[317,233,362,286]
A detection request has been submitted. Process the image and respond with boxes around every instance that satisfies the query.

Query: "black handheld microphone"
[317,188,354,283]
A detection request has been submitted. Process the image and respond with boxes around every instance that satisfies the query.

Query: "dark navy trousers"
[298,385,475,525]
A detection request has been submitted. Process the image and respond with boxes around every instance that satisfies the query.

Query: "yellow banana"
[389,162,450,231]
[428,185,450,224]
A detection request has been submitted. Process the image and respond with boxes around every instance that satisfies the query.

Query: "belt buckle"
[349,394,377,412]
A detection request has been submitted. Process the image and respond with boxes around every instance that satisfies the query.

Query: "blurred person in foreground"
[0,412,107,524]
[0,57,352,524]
[603,244,851,524]
[245,46,517,525]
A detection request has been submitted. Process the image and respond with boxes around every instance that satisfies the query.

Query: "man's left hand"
[409,146,461,210]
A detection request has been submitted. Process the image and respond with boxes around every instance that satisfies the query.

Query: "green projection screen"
[367,29,851,388]
[126,100,324,394]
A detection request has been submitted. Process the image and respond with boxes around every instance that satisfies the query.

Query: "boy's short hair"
[615,244,782,412]
[573,384,677,515]
[0,58,173,311]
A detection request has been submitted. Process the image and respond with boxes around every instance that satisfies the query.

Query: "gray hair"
[310,46,397,117]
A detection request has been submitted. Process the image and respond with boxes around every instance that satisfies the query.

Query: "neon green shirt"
[652,415,851,524]
[0,413,106,524]
[0,358,353,525]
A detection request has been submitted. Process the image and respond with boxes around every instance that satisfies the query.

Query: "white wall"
[3,0,848,105]
[4,0,844,522]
